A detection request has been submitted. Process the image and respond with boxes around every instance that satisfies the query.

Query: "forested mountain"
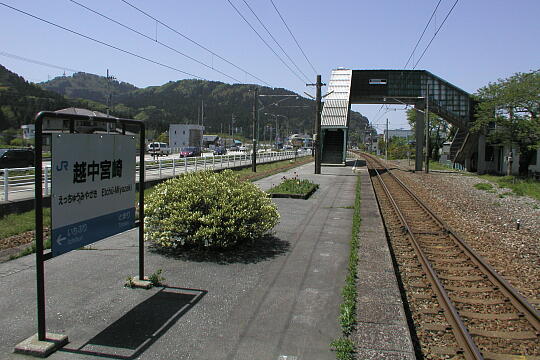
[0,65,123,131]
[0,64,69,130]
[41,72,137,104]
[1,65,369,140]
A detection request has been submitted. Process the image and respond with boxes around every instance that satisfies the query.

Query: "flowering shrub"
[145,170,279,249]
[267,172,318,195]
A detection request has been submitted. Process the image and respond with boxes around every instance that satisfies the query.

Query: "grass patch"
[0,208,50,239]
[9,237,51,260]
[428,160,461,171]
[478,175,540,200]
[236,156,312,182]
[331,172,360,359]
[474,182,494,191]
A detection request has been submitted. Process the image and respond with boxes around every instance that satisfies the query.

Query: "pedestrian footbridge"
[321,69,478,171]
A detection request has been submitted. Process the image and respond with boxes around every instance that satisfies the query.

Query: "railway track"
[361,152,540,360]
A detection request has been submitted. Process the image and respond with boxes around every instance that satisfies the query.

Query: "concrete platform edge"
[355,166,415,357]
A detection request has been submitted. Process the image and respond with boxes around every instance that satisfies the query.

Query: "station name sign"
[369,79,387,85]
[51,134,136,257]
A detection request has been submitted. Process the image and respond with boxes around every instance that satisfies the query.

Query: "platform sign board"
[51,134,136,257]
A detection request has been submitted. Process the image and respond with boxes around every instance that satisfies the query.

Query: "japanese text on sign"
[73,159,123,183]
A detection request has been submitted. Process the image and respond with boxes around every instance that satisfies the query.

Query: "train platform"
[0,159,414,359]
[354,160,415,359]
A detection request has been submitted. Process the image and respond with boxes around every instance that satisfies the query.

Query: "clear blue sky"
[1,0,539,133]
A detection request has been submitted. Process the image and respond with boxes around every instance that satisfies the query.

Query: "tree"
[473,70,540,176]
[406,108,448,160]
[387,137,412,160]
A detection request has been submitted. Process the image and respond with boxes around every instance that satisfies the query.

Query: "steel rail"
[385,162,540,333]
[362,151,540,358]
[370,162,483,359]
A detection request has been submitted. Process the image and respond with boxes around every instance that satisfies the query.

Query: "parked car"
[0,148,34,169]
[213,146,227,155]
[228,145,239,151]
[179,147,201,157]
[147,142,171,156]
[238,146,247,151]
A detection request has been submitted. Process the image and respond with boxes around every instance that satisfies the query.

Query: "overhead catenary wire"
[374,0,457,128]
[225,0,307,85]
[377,0,442,122]
[269,0,317,75]
[240,0,310,82]
[0,50,81,74]
[119,0,272,87]
[403,0,443,69]
[70,0,242,83]
[412,0,459,69]
[0,2,204,80]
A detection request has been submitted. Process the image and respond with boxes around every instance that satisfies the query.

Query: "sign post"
[15,112,145,357]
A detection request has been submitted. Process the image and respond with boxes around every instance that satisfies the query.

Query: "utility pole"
[307,75,324,174]
[252,88,258,172]
[425,84,430,173]
[385,118,389,162]
[201,100,204,128]
[106,69,115,133]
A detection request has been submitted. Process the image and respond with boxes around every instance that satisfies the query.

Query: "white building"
[169,124,204,149]
[21,124,35,139]
[384,129,414,140]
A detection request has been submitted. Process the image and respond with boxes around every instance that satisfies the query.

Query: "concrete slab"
[355,165,415,358]
[14,333,68,358]
[355,323,414,353]
[357,302,407,324]
[0,161,357,359]
[354,348,416,360]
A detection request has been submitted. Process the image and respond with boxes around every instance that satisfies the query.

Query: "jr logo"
[56,161,69,171]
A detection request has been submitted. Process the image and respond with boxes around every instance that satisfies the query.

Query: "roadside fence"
[1,150,308,202]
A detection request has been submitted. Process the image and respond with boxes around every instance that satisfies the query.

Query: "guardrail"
[1,150,309,202]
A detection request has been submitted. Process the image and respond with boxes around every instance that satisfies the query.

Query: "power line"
[0,2,204,80]
[225,0,306,85]
[412,0,459,69]
[403,0,443,69]
[0,50,81,73]
[119,0,272,87]
[70,0,242,83]
[269,0,317,75]
[240,0,310,82]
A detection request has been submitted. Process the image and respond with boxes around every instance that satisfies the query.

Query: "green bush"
[145,170,279,249]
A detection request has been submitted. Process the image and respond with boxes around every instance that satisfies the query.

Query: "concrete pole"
[315,75,322,174]
[425,84,430,174]
[385,118,388,162]
[252,88,258,172]
[415,107,424,171]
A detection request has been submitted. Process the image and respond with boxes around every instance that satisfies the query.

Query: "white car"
[238,146,247,151]
[147,142,171,156]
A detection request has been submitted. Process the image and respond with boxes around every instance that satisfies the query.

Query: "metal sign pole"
[35,114,46,341]
[139,123,145,280]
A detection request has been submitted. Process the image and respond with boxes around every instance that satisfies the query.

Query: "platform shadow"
[59,286,206,359]
[150,234,290,265]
